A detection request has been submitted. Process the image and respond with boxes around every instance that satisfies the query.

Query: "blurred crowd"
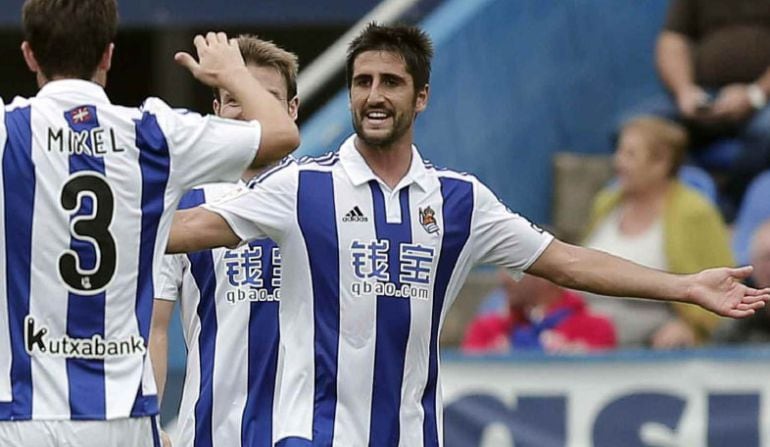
[462,0,770,354]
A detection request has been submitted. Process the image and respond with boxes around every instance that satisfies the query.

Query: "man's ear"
[288,96,300,121]
[97,43,115,72]
[415,84,429,113]
[212,97,221,116]
[21,41,40,73]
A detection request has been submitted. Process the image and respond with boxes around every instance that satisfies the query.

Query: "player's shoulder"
[296,150,341,170]
[247,151,342,187]
[138,97,174,115]
[424,159,480,186]
[137,97,202,122]
[246,155,301,188]
[3,95,32,113]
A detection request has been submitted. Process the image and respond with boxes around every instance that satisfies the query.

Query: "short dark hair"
[22,0,118,80]
[346,22,433,93]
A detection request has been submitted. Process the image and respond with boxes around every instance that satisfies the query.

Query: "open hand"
[688,266,770,318]
[174,32,246,88]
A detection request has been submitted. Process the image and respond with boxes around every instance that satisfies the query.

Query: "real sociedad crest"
[419,206,440,234]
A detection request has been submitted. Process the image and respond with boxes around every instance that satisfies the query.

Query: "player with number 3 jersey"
[0,1,299,446]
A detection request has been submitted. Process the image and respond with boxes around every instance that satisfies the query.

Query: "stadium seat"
[732,170,770,265]
[691,138,742,171]
[677,165,718,204]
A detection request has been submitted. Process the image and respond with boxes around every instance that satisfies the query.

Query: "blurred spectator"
[715,220,770,344]
[583,116,733,349]
[624,0,770,217]
[461,271,616,354]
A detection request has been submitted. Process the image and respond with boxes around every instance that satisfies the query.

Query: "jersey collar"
[36,79,111,104]
[338,134,432,192]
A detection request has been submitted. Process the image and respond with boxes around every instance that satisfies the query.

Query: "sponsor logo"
[351,281,430,300]
[225,287,281,304]
[24,316,145,359]
[343,206,368,223]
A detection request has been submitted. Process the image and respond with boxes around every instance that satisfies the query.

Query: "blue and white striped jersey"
[0,79,261,421]
[205,135,553,447]
[156,183,281,447]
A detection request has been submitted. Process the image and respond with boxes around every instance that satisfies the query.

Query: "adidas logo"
[342,206,368,223]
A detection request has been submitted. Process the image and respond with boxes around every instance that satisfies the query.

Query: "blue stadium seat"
[678,165,718,204]
[732,170,770,265]
[691,138,742,171]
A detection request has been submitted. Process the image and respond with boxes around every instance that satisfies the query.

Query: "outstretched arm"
[527,240,770,318]
[167,207,241,254]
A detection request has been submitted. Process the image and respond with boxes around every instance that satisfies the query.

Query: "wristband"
[747,84,767,110]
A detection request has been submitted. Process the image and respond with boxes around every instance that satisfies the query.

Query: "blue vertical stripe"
[368,183,412,446]
[131,112,170,417]
[176,188,217,447]
[0,106,34,419]
[241,238,280,447]
[297,170,340,446]
[64,105,107,419]
[421,178,473,446]
[151,415,161,447]
[189,246,217,447]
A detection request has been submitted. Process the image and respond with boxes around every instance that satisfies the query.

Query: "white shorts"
[0,416,160,447]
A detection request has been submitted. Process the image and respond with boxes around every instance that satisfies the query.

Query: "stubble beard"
[352,111,412,151]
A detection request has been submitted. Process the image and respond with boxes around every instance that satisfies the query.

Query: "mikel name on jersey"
[47,126,127,156]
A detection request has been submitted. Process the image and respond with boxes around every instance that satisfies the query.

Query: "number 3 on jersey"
[58,172,117,294]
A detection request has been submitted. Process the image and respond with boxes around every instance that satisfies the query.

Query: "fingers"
[738,293,768,304]
[193,34,208,52]
[203,31,229,46]
[748,287,770,297]
[729,265,753,279]
[726,308,756,319]
[736,301,765,311]
[173,52,199,73]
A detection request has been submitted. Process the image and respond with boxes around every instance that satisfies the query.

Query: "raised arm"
[175,32,299,167]
[167,207,241,254]
[527,239,770,319]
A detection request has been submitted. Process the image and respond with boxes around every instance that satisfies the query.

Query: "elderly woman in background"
[583,116,734,349]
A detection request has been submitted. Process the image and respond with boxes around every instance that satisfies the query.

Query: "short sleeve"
[203,161,298,244]
[471,180,553,273]
[141,98,261,189]
[155,254,185,301]
[664,0,697,37]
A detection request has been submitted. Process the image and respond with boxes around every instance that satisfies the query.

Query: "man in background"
[631,0,770,216]
[462,271,616,354]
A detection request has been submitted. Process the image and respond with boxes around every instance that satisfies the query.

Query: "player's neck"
[38,71,107,89]
[354,134,413,190]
